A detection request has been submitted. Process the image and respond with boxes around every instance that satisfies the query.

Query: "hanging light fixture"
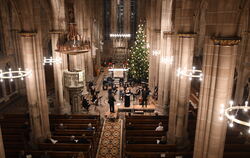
[55,23,90,55]
[0,68,32,82]
[177,66,203,81]
[219,101,250,131]
[110,33,131,38]
[43,57,62,65]
[152,50,160,56]
[160,56,173,64]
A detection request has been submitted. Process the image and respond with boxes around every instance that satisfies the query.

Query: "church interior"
[0,0,250,158]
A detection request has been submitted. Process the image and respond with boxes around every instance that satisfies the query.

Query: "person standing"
[108,93,116,112]
[124,88,131,107]
[142,87,150,107]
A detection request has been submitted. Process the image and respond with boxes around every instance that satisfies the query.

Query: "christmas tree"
[128,24,149,83]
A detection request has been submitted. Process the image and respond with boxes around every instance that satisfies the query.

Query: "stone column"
[82,0,94,82]
[158,32,174,107]
[168,33,195,145]
[0,126,5,158]
[124,0,130,34]
[20,32,50,142]
[111,0,117,33]
[50,31,69,114]
[194,37,240,158]
[50,0,69,114]
[155,0,173,107]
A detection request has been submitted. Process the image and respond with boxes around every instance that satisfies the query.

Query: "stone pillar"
[111,0,117,33]
[50,31,69,114]
[158,32,174,107]
[124,0,130,34]
[82,0,94,82]
[168,33,195,145]
[0,126,5,158]
[194,37,240,158]
[20,32,50,142]
[153,0,173,107]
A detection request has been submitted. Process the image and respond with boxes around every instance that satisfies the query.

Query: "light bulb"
[248,128,250,134]
[219,116,223,121]
[229,122,234,128]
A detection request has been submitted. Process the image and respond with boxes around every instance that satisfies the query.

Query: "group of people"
[81,81,101,111]
[107,80,151,113]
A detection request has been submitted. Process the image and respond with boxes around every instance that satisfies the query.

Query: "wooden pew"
[51,135,93,144]
[223,152,250,158]
[38,143,91,151]
[53,129,95,136]
[6,150,86,158]
[126,151,193,158]
[224,144,250,152]
[125,124,168,130]
[50,119,99,125]
[126,115,168,119]
[3,141,26,150]
[126,144,176,152]
[126,130,166,137]
[2,134,26,142]
[50,114,100,119]
[126,136,161,144]
[51,123,97,130]
[125,119,168,124]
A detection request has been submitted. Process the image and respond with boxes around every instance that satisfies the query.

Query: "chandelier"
[219,101,250,132]
[55,23,90,55]
[152,50,160,56]
[160,56,173,64]
[177,67,203,81]
[110,33,131,38]
[0,68,32,82]
[43,57,62,65]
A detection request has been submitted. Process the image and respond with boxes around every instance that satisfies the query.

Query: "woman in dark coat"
[124,89,131,107]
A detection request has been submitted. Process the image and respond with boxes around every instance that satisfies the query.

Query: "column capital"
[49,30,65,34]
[177,32,196,38]
[19,31,37,37]
[211,37,241,46]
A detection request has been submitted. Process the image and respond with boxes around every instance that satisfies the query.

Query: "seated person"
[58,123,64,130]
[70,135,78,143]
[82,96,90,111]
[45,134,58,144]
[127,122,134,130]
[155,122,164,131]
[77,137,90,144]
[41,151,50,158]
[87,123,95,131]
[157,136,167,144]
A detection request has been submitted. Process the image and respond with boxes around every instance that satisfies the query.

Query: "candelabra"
[43,57,62,65]
[219,101,250,133]
[110,33,131,38]
[0,68,32,82]
[177,67,203,81]
[152,50,160,56]
[160,56,173,64]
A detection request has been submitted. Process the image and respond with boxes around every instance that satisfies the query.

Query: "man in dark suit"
[108,93,116,113]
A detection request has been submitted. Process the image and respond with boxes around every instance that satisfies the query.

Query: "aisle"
[96,119,122,158]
